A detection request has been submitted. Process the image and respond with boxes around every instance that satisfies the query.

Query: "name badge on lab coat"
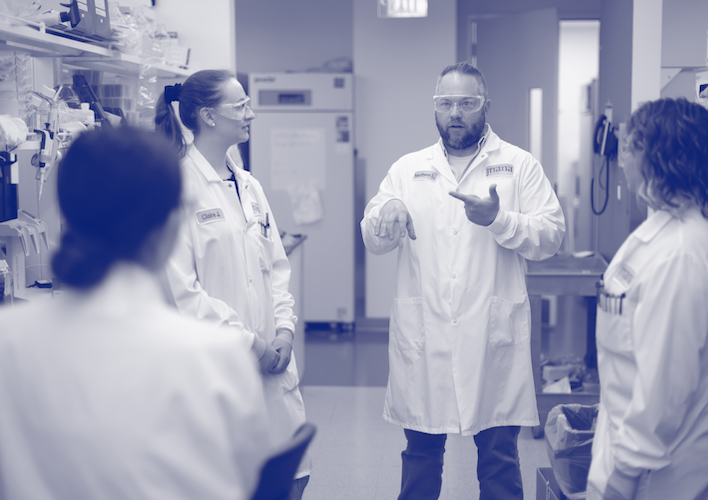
[485,164,514,178]
[196,208,225,225]
[614,265,633,288]
[413,171,437,182]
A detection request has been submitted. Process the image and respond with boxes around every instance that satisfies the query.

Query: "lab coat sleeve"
[207,331,274,497]
[263,197,297,335]
[611,253,708,480]
[360,165,406,255]
[161,204,256,348]
[486,156,565,261]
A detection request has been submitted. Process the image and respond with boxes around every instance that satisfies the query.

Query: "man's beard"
[437,112,486,152]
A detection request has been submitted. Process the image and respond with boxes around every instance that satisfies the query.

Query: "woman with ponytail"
[155,70,311,499]
[0,126,271,499]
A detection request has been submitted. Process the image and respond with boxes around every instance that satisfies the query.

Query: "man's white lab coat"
[587,207,708,500]
[0,264,271,500]
[361,128,565,435]
[161,145,310,477]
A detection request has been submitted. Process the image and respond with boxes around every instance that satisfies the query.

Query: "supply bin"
[536,467,566,500]
[545,403,598,499]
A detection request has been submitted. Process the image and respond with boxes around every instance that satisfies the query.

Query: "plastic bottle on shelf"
[80,103,95,129]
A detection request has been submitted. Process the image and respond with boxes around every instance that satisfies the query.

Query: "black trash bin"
[545,403,598,499]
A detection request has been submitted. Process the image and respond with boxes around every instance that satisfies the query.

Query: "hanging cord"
[591,153,611,215]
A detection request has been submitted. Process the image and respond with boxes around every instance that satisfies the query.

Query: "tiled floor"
[299,332,551,500]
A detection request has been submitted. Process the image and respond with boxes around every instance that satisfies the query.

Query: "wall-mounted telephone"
[593,114,618,157]
[591,110,618,215]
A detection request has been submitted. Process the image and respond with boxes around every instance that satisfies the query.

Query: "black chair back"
[251,422,316,500]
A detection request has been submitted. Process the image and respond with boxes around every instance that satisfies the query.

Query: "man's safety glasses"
[433,95,485,114]
[213,96,252,120]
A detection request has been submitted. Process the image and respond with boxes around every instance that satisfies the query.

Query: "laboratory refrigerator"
[248,72,355,328]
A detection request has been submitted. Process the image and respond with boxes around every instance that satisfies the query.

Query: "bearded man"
[361,62,565,500]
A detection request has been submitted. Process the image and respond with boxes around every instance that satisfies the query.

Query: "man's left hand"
[449,184,500,226]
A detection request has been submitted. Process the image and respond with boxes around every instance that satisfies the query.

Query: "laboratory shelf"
[527,253,608,438]
[0,16,191,78]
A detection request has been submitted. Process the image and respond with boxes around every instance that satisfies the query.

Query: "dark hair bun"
[52,127,182,288]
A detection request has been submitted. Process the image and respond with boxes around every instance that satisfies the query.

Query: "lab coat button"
[453,230,458,235]
[452,318,457,324]
[452,274,456,279]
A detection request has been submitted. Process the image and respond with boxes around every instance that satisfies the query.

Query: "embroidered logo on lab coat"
[485,164,514,177]
[413,171,437,182]
[251,202,261,216]
[196,208,225,225]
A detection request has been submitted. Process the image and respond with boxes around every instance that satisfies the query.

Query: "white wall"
[234,0,353,74]
[154,0,235,72]
[354,0,457,319]
[631,0,663,112]
[661,0,708,68]
[557,21,599,201]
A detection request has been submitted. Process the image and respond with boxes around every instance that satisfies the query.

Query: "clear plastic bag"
[545,403,598,499]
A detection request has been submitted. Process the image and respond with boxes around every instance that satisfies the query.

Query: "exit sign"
[378,0,427,18]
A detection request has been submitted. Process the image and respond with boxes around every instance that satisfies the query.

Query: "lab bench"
[526,253,608,438]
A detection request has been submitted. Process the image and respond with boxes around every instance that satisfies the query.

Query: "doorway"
[557,20,600,253]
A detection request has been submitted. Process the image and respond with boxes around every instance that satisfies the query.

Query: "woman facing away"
[154,70,311,499]
[0,126,272,500]
[587,98,708,500]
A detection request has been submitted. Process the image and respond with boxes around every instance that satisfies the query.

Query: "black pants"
[398,426,523,500]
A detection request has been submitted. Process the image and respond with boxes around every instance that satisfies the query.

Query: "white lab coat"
[587,207,708,500]
[0,264,271,500]
[361,128,565,435]
[161,145,310,477]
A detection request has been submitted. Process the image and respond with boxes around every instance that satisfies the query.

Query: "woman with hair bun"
[155,70,311,499]
[588,98,708,500]
[0,126,271,499]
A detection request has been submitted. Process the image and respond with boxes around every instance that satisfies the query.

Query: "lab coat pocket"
[595,309,633,354]
[391,297,425,352]
[256,232,274,274]
[488,296,530,347]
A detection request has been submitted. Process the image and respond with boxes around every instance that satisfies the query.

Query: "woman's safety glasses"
[213,96,252,120]
[433,95,485,114]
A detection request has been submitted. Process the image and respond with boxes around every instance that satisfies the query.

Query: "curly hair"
[626,98,708,218]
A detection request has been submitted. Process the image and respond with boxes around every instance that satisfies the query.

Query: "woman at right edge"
[154,70,311,499]
[587,97,708,500]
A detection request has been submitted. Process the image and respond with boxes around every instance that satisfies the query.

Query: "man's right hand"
[374,199,417,240]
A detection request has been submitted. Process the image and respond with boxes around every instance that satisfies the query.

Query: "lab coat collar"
[632,209,674,244]
[64,263,167,314]
[186,145,252,188]
[226,151,252,188]
[609,209,674,270]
